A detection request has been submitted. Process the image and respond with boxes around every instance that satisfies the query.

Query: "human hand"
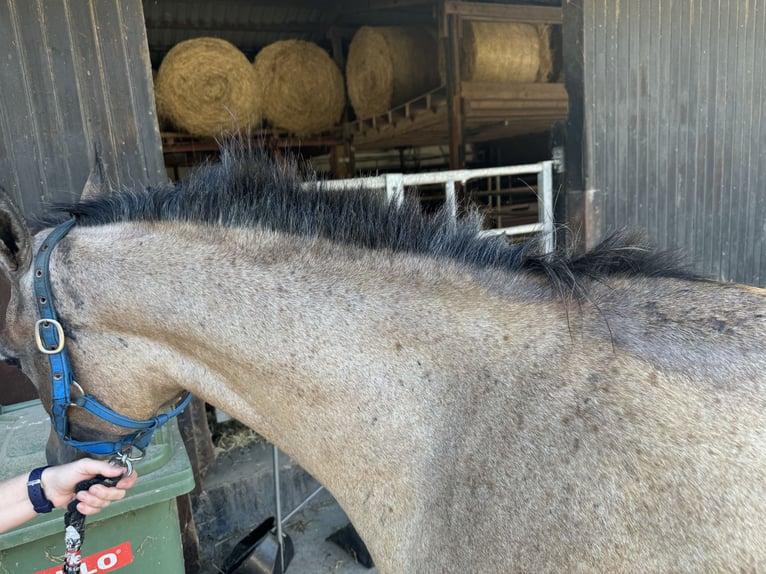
[41,459,138,515]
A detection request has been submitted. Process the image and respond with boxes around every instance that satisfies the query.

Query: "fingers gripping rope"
[62,462,130,574]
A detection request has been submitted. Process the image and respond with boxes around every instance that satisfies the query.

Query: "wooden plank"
[443,1,563,24]
[463,99,569,112]
[341,0,435,12]
[348,75,568,150]
[352,115,447,149]
[464,122,557,143]
[0,0,164,220]
[467,118,565,128]
[361,113,445,139]
[461,81,568,101]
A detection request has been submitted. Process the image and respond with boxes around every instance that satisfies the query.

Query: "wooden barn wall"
[0,0,165,402]
[0,0,165,220]
[582,0,766,285]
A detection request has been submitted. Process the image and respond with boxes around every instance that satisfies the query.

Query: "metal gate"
[321,161,556,253]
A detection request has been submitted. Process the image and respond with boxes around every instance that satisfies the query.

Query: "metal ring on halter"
[124,445,146,462]
[109,454,134,477]
[68,381,85,404]
[34,319,65,354]
[108,445,145,477]
[113,444,146,464]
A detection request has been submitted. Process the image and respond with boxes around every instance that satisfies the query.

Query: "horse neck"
[54,222,552,555]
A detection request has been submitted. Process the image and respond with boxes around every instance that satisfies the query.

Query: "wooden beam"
[461,81,568,101]
[326,26,359,40]
[443,1,563,24]
[168,0,338,7]
[445,12,465,169]
[145,20,331,35]
[340,0,435,13]
[463,100,568,113]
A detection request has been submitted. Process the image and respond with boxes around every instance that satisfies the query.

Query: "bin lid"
[0,400,195,549]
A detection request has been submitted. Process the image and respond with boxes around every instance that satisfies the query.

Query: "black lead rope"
[62,473,123,574]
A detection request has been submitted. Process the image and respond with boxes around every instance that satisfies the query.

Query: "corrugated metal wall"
[583,0,766,285]
[0,0,166,221]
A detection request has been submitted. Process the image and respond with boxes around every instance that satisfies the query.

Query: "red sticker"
[35,541,134,574]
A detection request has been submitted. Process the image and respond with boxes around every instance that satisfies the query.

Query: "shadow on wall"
[0,275,37,405]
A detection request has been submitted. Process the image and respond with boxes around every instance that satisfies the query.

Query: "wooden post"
[561,0,588,253]
[439,0,465,170]
[330,143,354,179]
[328,27,355,178]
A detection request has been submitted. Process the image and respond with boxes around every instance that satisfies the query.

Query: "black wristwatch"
[27,466,54,513]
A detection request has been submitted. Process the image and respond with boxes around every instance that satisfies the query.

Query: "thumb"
[74,458,126,479]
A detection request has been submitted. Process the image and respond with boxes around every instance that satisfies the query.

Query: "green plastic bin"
[0,400,195,574]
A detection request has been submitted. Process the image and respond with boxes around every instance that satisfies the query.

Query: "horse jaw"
[46,428,90,465]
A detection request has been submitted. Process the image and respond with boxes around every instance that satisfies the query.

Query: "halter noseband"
[33,218,192,457]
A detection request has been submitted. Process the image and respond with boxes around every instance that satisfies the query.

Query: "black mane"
[41,143,697,297]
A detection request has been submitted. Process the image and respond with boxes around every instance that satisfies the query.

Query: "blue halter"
[33,218,192,457]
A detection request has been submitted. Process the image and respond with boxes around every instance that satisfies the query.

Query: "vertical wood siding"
[0,0,165,220]
[583,0,766,285]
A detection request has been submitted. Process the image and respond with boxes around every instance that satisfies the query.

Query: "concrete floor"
[192,439,376,574]
[283,490,377,574]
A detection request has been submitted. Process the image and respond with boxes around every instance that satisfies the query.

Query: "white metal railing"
[319,161,555,253]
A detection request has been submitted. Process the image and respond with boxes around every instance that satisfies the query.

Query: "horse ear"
[0,189,32,280]
[81,146,106,200]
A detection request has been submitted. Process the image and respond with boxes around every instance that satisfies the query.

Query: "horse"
[2,143,766,573]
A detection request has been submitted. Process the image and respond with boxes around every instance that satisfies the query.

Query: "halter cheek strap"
[33,218,192,457]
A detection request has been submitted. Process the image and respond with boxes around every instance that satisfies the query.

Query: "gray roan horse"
[2,144,766,572]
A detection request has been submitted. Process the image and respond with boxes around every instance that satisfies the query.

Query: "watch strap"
[27,466,54,513]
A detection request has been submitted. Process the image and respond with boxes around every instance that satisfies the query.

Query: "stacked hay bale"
[346,26,441,120]
[253,40,345,136]
[461,22,552,83]
[155,37,261,137]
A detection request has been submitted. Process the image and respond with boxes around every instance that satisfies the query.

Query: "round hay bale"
[346,26,441,120]
[461,22,551,83]
[536,25,553,82]
[155,37,261,137]
[253,40,345,136]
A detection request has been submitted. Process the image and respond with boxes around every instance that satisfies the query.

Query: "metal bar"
[444,180,457,219]
[385,173,405,205]
[320,163,546,191]
[401,163,545,185]
[320,175,388,190]
[272,444,285,573]
[281,485,326,525]
[480,223,545,237]
[314,162,555,247]
[540,161,555,253]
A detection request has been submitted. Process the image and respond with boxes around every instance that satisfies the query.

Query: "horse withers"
[1,145,766,572]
